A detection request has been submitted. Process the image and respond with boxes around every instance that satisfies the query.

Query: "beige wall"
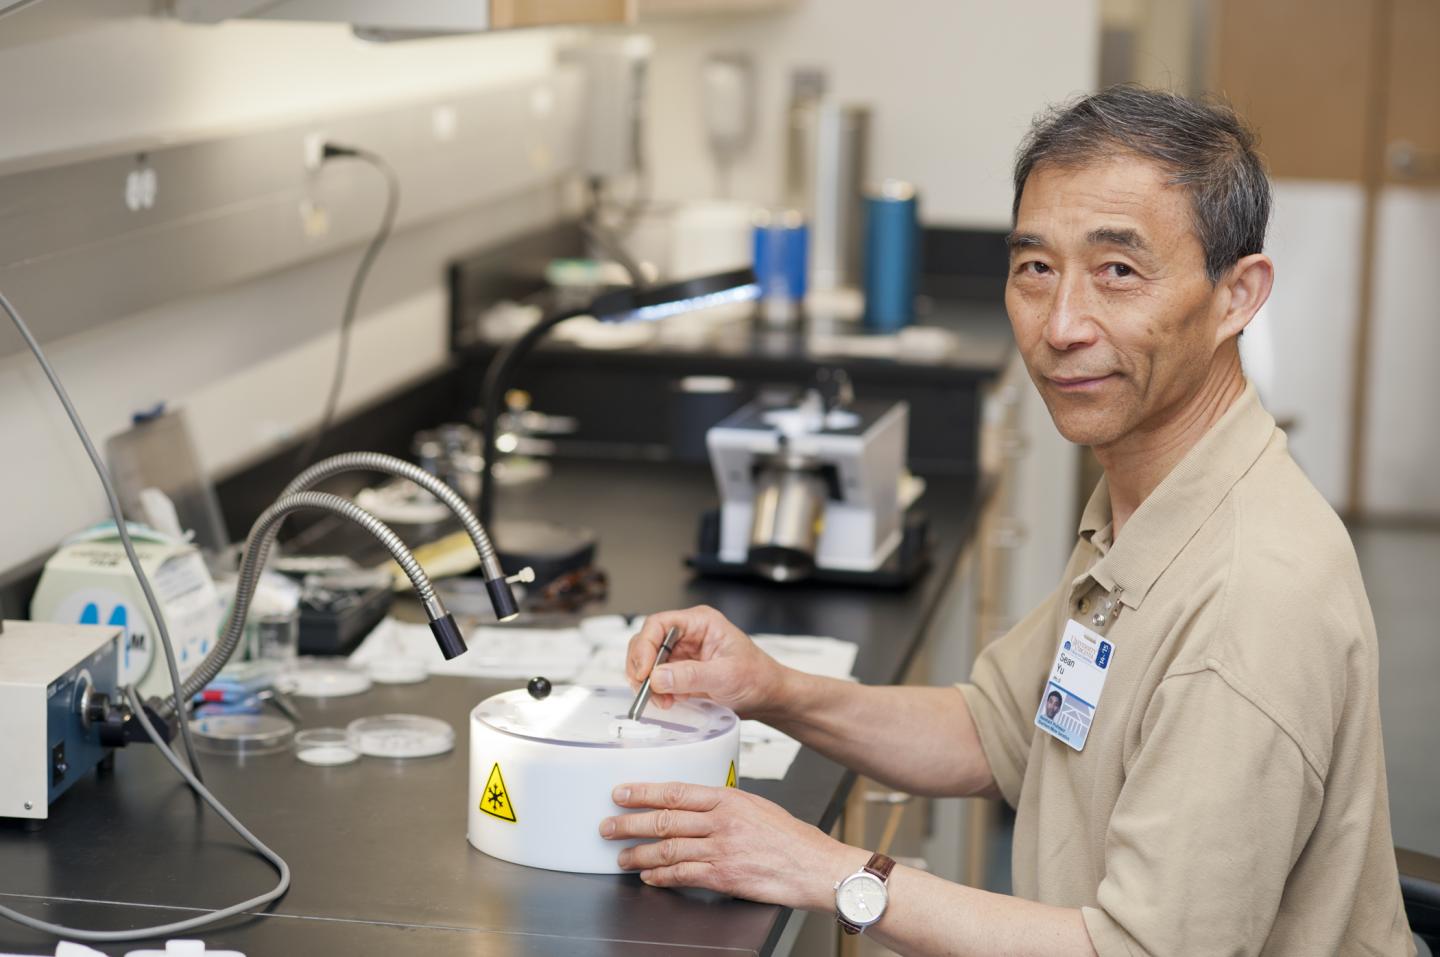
[0,0,1105,574]
[0,2,571,570]
[638,0,1100,226]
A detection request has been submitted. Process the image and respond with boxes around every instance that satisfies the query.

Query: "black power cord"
[295,144,400,470]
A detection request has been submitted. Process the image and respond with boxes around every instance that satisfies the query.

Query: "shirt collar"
[1075,381,1277,610]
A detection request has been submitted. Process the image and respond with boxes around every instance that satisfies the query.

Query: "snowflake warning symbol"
[479,762,517,823]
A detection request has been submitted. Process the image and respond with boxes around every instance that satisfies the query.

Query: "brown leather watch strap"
[864,852,896,882]
[837,852,897,935]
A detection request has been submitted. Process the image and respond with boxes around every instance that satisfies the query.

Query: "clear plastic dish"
[367,656,428,685]
[346,714,455,759]
[275,657,373,698]
[295,727,360,766]
[190,713,295,756]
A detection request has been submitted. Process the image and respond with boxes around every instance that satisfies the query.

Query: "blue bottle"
[752,209,808,327]
[862,181,920,332]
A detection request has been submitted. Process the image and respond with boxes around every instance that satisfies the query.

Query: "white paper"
[740,734,805,781]
[350,619,858,779]
[753,634,858,681]
[573,644,629,686]
[351,619,591,680]
[348,617,433,664]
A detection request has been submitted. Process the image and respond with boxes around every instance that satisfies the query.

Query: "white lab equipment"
[706,396,911,581]
[30,525,220,695]
[563,34,654,182]
[702,53,756,198]
[0,621,123,820]
[468,684,739,873]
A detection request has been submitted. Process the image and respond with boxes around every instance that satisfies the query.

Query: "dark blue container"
[862,181,920,332]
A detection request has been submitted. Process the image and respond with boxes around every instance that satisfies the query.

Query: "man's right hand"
[625,605,791,719]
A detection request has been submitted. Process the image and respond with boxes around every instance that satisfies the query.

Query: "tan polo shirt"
[959,382,1415,956]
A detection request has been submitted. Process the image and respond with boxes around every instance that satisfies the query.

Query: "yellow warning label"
[479,762,517,823]
[725,761,737,788]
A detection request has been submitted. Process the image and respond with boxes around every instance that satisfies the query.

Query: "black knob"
[527,676,552,700]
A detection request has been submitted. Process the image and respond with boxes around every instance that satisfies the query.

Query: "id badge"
[1035,618,1115,751]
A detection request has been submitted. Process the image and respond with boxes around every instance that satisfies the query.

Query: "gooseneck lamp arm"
[477,268,759,532]
[150,490,466,721]
[284,451,520,622]
[479,307,587,531]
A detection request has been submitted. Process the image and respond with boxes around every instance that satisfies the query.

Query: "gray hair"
[1012,85,1271,283]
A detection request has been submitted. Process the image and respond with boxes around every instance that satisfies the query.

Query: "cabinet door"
[637,0,796,16]
[1215,0,1440,517]
[1361,0,1440,516]
[491,0,632,27]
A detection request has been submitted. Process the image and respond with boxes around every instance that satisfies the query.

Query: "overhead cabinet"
[169,0,633,32]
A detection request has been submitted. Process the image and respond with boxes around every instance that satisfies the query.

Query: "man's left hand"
[600,781,863,910]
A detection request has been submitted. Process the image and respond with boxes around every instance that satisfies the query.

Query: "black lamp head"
[588,268,759,325]
[428,612,468,660]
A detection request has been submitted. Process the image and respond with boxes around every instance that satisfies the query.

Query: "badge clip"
[1089,585,1124,631]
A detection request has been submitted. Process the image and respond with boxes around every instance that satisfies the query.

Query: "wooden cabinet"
[1382,0,1440,188]
[491,0,633,28]
[1215,0,1440,517]
[1214,0,1440,188]
[637,0,798,18]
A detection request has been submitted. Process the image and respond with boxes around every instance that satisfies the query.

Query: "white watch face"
[836,872,887,926]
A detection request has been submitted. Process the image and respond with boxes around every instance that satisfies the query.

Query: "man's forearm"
[756,671,998,799]
[803,846,1097,957]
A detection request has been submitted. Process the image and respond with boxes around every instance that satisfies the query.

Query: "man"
[1043,689,1062,721]
[601,87,1415,956]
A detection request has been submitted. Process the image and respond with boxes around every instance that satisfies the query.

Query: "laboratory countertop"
[0,460,986,957]
[457,296,1015,388]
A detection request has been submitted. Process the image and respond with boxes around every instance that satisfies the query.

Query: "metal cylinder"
[862,180,921,332]
[747,460,828,582]
[786,92,870,292]
[412,424,482,504]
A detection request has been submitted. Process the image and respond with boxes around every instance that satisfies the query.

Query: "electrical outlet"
[124,163,158,212]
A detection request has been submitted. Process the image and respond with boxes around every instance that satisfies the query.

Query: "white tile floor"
[1352,523,1440,857]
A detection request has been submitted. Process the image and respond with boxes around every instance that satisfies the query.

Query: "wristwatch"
[834,852,895,935]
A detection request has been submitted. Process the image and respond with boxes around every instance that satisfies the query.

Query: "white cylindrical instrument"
[468,685,740,873]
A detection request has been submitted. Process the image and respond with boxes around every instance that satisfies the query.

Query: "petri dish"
[190,713,295,756]
[295,728,360,766]
[367,656,428,685]
[347,714,455,759]
[275,657,372,698]
[473,685,737,749]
